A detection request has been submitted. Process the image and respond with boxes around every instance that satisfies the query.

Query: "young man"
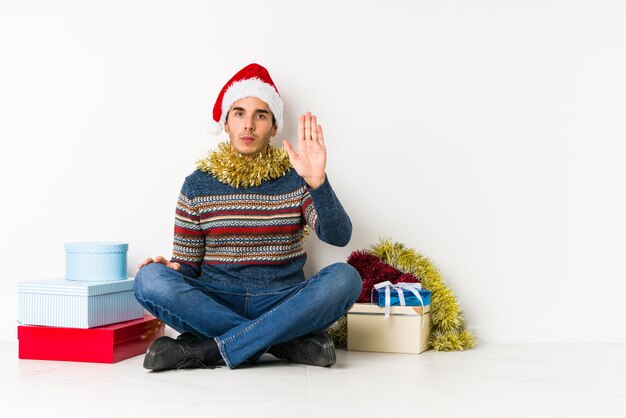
[134,63,362,370]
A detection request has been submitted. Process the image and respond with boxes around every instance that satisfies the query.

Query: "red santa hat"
[207,63,283,135]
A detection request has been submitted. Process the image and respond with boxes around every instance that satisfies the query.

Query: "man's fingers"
[283,140,298,160]
[300,112,323,146]
[297,114,305,145]
[311,115,318,142]
[138,256,180,271]
[138,257,154,269]
[317,124,325,145]
[304,112,311,143]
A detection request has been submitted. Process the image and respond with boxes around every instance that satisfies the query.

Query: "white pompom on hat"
[208,63,283,135]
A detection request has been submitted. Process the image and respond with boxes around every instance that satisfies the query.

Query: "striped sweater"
[171,168,352,289]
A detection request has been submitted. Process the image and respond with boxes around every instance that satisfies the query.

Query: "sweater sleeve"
[301,175,352,247]
[170,179,205,278]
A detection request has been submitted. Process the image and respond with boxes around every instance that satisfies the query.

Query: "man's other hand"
[138,256,181,271]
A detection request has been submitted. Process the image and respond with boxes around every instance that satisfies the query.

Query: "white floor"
[3,335,625,418]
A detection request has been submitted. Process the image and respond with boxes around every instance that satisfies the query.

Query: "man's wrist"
[305,175,326,190]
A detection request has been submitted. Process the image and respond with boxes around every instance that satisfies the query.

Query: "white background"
[1,0,624,343]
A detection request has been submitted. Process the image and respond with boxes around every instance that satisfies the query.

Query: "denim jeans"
[133,262,362,368]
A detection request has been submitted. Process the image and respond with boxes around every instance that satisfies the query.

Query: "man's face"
[224,96,277,156]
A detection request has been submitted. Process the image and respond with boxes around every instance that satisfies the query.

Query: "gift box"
[347,303,430,354]
[65,241,128,282]
[18,315,164,363]
[371,283,431,307]
[17,277,143,328]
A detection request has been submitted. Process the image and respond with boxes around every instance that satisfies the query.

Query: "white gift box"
[65,241,128,282]
[17,277,143,328]
[347,303,431,354]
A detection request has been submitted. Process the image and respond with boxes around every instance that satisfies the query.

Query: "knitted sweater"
[170,168,352,289]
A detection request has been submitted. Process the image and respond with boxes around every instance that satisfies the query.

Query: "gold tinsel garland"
[327,238,476,351]
[196,142,291,188]
[371,239,475,351]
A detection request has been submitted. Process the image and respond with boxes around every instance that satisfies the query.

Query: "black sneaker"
[271,333,337,367]
[143,336,211,371]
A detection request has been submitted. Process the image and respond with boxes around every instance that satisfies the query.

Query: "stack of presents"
[17,242,164,363]
[346,281,432,354]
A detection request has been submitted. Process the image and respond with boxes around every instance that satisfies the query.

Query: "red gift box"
[18,315,164,363]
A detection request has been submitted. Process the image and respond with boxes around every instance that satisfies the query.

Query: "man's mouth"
[240,136,256,142]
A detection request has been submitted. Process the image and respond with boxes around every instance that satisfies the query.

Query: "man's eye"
[235,112,243,117]
[256,114,266,119]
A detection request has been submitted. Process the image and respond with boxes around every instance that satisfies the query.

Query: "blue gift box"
[65,241,128,282]
[17,277,144,328]
[371,285,431,307]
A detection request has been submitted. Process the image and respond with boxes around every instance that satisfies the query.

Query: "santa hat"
[207,63,283,135]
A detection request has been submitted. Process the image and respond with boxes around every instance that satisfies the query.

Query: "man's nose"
[244,116,255,131]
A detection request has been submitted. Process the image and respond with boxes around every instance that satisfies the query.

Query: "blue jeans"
[133,262,362,368]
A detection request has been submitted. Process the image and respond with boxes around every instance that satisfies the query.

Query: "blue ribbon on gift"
[372,281,431,319]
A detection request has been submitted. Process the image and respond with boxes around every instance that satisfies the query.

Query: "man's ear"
[271,125,277,137]
[224,121,230,133]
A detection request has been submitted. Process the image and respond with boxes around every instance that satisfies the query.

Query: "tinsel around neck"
[196,142,291,188]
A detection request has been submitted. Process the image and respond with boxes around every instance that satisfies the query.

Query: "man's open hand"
[283,112,327,189]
